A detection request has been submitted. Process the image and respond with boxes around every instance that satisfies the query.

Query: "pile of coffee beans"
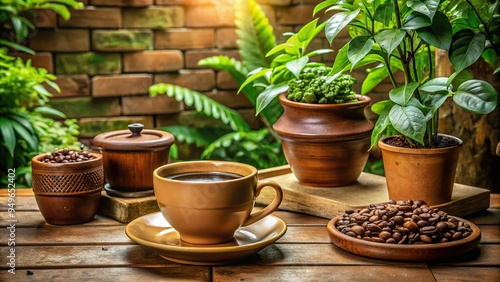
[335,199,473,244]
[42,147,94,163]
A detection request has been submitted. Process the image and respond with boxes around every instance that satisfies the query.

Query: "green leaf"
[361,66,390,95]
[305,49,334,57]
[348,36,374,70]
[33,106,66,118]
[41,3,71,20]
[371,99,394,115]
[286,56,309,78]
[313,0,338,16]
[331,44,350,75]
[238,67,270,93]
[235,0,277,70]
[149,84,251,131]
[374,29,406,56]
[425,92,449,117]
[0,117,16,157]
[416,11,452,50]
[407,0,439,20]
[370,105,392,149]
[419,77,450,93]
[11,121,38,151]
[389,82,419,106]
[453,80,498,114]
[389,104,426,144]
[325,9,360,44]
[403,12,432,30]
[255,83,289,114]
[449,29,485,74]
[0,39,35,54]
[297,18,319,42]
[374,2,394,26]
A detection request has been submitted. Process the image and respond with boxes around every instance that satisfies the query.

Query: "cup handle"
[241,180,283,226]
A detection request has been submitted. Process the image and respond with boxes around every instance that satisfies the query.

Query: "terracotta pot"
[31,153,104,225]
[273,94,373,187]
[378,135,463,205]
[93,123,175,192]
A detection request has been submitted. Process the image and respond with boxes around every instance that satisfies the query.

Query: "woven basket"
[32,153,104,194]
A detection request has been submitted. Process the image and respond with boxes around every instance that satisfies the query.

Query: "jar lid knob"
[128,123,144,136]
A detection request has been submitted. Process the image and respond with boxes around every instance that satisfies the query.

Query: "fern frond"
[235,0,277,71]
[149,84,251,132]
[159,125,213,148]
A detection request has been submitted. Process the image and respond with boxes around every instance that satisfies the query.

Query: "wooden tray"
[97,165,490,222]
[326,216,481,261]
[256,165,490,219]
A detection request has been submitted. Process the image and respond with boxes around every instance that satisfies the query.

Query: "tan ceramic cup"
[153,161,283,245]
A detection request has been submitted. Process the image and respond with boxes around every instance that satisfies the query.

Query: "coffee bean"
[336,200,474,245]
[42,147,95,163]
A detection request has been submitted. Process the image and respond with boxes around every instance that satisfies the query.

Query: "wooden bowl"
[31,152,104,225]
[327,216,481,261]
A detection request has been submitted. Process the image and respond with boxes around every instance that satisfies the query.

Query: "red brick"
[216,28,237,49]
[90,0,153,6]
[217,71,239,90]
[10,52,53,73]
[123,50,183,72]
[155,28,215,49]
[30,9,57,28]
[260,4,277,25]
[185,4,235,27]
[50,75,90,97]
[122,95,183,115]
[185,50,240,68]
[80,116,154,138]
[59,7,122,28]
[275,5,315,25]
[29,30,89,52]
[92,74,152,97]
[154,70,215,92]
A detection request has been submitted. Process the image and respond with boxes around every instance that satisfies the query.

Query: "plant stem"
[427,43,434,80]
[466,0,500,56]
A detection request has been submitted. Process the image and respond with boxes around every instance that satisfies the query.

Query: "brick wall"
[10,0,389,150]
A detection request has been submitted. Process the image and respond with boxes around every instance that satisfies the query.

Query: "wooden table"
[1,190,499,281]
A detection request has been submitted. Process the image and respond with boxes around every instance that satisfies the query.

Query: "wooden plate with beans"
[326,200,481,261]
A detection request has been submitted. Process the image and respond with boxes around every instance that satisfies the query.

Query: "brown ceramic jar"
[32,153,104,225]
[93,123,175,192]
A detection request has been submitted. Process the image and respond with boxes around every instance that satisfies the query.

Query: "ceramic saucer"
[125,212,287,265]
[104,183,154,198]
[327,215,481,261]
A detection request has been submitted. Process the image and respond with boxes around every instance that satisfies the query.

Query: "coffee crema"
[166,171,242,182]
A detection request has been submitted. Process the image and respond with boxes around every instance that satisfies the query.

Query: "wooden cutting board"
[97,165,490,222]
[256,165,491,219]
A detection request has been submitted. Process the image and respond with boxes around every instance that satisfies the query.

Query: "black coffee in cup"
[166,171,242,182]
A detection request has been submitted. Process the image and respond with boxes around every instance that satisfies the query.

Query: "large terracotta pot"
[378,134,463,205]
[273,94,373,187]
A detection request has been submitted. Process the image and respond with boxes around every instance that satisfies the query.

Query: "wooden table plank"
[430,266,500,282]
[0,266,210,282]
[0,211,123,228]
[213,265,437,282]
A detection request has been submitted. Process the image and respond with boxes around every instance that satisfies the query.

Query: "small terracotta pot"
[378,135,463,205]
[273,94,373,187]
[31,153,104,225]
[93,123,175,191]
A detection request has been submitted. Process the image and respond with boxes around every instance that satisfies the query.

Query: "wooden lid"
[93,123,175,151]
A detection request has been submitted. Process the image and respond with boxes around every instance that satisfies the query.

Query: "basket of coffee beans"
[327,199,481,261]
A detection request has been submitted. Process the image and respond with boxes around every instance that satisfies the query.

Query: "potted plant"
[240,19,374,187]
[309,0,498,204]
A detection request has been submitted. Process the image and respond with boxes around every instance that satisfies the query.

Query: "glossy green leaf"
[238,67,270,93]
[313,0,342,16]
[33,106,66,118]
[0,117,16,157]
[297,18,319,42]
[374,2,394,26]
[0,39,35,54]
[374,29,406,56]
[407,0,439,20]
[370,105,392,149]
[306,49,334,57]
[361,66,389,94]
[389,104,426,144]
[255,83,289,114]
[449,29,485,74]
[403,13,432,30]
[286,56,309,78]
[331,44,350,75]
[371,99,394,115]
[453,80,498,114]
[325,9,360,44]
[416,11,452,50]
[419,77,450,93]
[389,82,419,106]
[11,121,38,151]
[348,36,374,70]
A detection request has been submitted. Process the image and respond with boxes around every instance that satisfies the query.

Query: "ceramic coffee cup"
[153,161,283,245]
